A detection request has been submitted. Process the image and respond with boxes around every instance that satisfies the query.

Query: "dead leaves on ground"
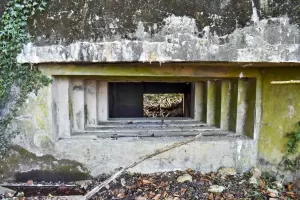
[87,170,300,200]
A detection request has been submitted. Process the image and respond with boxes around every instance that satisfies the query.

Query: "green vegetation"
[279,122,300,172]
[0,0,51,155]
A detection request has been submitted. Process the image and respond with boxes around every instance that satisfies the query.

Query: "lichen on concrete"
[14,0,300,64]
[258,68,300,165]
[17,15,300,63]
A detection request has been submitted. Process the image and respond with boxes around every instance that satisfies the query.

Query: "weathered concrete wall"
[3,0,297,63]
[0,63,263,180]
[258,68,300,177]
[7,66,300,181]
[1,0,300,181]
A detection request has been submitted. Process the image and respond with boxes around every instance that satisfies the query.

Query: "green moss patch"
[0,145,91,182]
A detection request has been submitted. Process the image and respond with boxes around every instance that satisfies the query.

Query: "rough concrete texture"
[255,68,300,181]
[258,68,300,163]
[11,0,300,63]
[1,0,300,180]
[0,145,91,182]
[35,137,256,177]
[17,15,300,63]
[8,76,258,178]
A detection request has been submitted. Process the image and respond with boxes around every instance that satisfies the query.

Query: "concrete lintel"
[39,64,260,78]
[236,79,247,135]
[207,80,216,126]
[220,80,231,130]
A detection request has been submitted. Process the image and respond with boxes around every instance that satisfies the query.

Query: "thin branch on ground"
[82,133,203,200]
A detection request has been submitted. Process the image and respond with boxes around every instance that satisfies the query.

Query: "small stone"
[27,179,34,185]
[117,192,125,198]
[249,176,258,185]
[273,181,283,189]
[142,179,151,185]
[176,174,193,183]
[250,167,261,179]
[6,192,14,198]
[208,185,225,193]
[267,188,278,197]
[153,194,161,200]
[16,192,24,197]
[217,168,237,177]
[0,186,16,195]
[75,180,92,190]
[136,196,147,200]
[121,178,126,186]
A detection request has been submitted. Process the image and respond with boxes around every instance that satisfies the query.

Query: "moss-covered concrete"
[39,64,261,79]
[258,68,300,166]
[0,145,91,182]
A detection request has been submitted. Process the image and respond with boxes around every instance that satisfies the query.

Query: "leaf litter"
[1,169,299,199]
[84,169,300,200]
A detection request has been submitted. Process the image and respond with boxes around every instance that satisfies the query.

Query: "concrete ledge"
[53,136,257,176]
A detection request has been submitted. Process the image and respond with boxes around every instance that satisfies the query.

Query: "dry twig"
[82,133,203,200]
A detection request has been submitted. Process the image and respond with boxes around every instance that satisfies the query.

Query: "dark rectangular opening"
[109,82,192,118]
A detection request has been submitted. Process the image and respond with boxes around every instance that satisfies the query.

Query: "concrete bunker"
[51,65,258,140]
[1,0,300,182]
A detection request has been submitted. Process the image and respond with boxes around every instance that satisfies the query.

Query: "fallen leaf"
[259,179,266,187]
[163,191,168,197]
[148,191,156,198]
[136,196,147,200]
[173,193,180,197]
[208,193,214,200]
[180,188,187,194]
[268,192,277,198]
[143,179,152,185]
[117,193,125,198]
[153,193,161,200]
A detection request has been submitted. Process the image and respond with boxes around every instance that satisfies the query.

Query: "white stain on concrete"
[17,14,300,64]
[251,0,259,24]
[288,105,295,118]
